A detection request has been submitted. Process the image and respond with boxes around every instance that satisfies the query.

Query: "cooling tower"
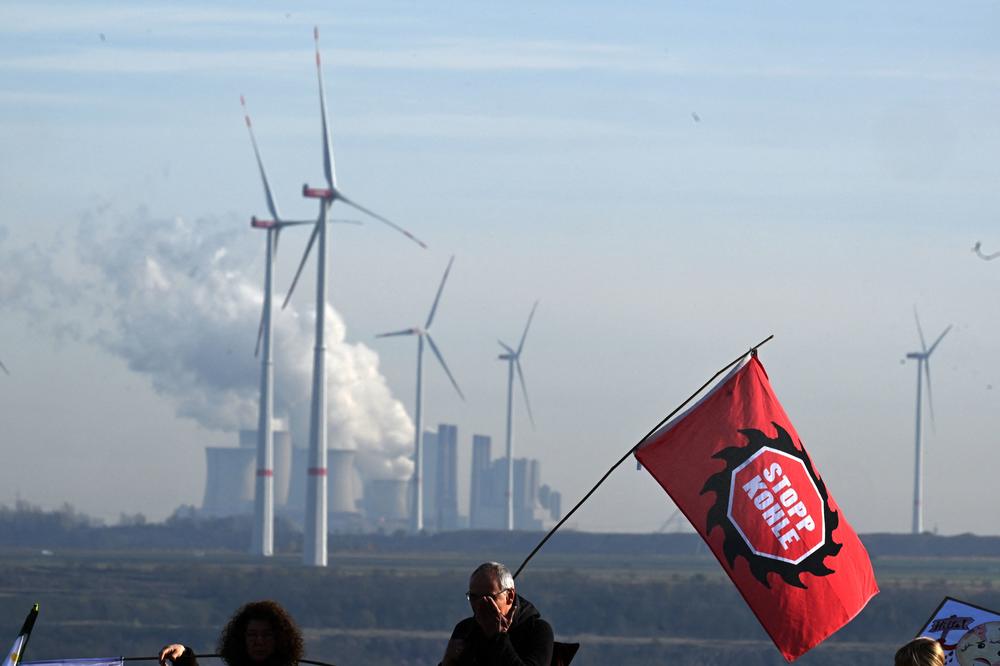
[364,479,410,523]
[202,446,256,516]
[328,449,357,514]
[288,446,308,514]
[273,430,292,507]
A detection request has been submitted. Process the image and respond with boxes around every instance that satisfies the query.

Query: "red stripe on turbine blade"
[308,467,328,476]
[256,469,274,477]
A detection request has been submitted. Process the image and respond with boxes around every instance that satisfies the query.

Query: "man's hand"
[441,638,466,666]
[158,644,186,666]
[473,597,511,637]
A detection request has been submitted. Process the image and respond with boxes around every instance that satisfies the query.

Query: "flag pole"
[11,603,39,666]
[512,334,774,579]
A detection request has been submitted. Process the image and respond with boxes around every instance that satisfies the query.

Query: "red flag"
[635,354,878,661]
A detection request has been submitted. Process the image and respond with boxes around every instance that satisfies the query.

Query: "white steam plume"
[2,207,414,480]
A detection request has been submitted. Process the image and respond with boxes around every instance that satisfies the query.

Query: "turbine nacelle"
[251,217,278,229]
[303,184,337,200]
[497,340,516,358]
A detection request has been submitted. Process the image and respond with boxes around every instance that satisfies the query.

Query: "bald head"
[470,562,514,591]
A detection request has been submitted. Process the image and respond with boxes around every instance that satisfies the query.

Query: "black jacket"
[447,595,554,666]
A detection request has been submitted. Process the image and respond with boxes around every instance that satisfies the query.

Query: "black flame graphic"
[700,423,842,589]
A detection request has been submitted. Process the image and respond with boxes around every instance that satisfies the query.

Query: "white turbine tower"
[283,27,427,567]
[241,95,329,558]
[497,301,538,531]
[375,256,465,533]
[904,309,951,535]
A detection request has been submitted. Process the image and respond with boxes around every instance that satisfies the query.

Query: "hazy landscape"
[1,506,998,666]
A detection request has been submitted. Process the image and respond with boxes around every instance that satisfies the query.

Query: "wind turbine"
[375,255,464,532]
[972,241,1000,261]
[241,95,329,558]
[0,359,8,375]
[283,27,427,567]
[904,309,951,535]
[497,301,538,531]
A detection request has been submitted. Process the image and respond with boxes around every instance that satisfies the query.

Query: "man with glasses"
[440,561,554,666]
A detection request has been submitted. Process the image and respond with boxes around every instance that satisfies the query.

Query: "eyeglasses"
[465,588,509,603]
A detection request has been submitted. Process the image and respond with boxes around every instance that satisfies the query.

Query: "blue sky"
[1,1,999,535]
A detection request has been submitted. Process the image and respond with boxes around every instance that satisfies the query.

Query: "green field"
[0,543,997,666]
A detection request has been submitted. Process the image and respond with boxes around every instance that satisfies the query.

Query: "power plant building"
[469,434,492,529]
[198,421,561,533]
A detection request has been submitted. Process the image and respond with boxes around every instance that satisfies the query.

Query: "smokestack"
[470,434,491,529]
[436,424,458,531]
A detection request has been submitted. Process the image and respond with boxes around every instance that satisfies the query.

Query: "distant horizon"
[3,495,997,538]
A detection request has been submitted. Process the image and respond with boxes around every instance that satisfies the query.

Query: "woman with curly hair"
[159,600,304,666]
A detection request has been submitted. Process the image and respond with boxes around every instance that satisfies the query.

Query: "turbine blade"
[425,255,455,329]
[337,194,427,249]
[375,328,417,338]
[426,334,465,401]
[240,95,281,220]
[927,325,952,356]
[913,307,927,353]
[257,227,275,357]
[0,359,9,375]
[515,359,535,428]
[313,26,337,189]
[254,304,266,358]
[276,220,317,227]
[282,221,320,309]
[517,300,539,355]
[330,218,363,226]
[498,340,515,355]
